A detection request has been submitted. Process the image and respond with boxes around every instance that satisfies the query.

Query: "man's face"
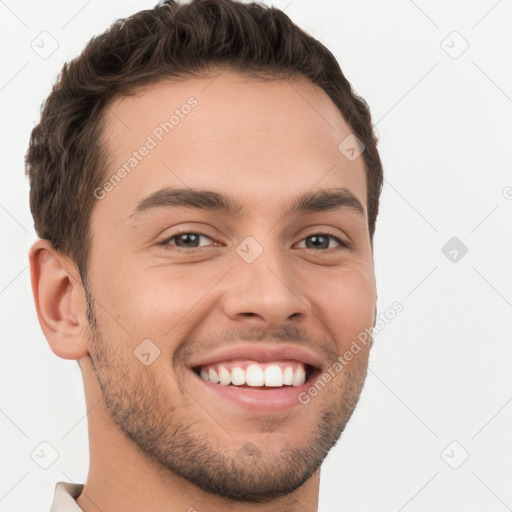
[84,71,376,501]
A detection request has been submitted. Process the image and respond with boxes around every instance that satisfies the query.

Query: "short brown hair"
[25,0,383,282]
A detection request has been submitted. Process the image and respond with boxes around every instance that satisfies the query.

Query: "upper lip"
[188,343,324,370]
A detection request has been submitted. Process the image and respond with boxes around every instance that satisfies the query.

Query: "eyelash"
[159,229,349,252]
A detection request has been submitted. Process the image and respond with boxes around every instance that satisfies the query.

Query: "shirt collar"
[50,482,84,512]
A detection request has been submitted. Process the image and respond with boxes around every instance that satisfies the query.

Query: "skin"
[29,70,377,512]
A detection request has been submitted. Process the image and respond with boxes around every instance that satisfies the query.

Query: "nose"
[220,241,311,331]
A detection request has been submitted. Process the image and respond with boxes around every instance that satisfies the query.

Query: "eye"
[159,231,349,251]
[161,232,216,249]
[295,233,347,251]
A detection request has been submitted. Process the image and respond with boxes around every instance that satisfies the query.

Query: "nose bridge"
[221,234,310,327]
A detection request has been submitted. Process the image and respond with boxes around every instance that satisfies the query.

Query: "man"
[26,0,383,510]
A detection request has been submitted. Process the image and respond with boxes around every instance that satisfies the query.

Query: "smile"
[192,360,313,388]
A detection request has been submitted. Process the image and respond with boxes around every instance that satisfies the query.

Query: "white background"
[1,0,511,511]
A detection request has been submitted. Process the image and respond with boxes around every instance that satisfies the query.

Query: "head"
[27,0,383,504]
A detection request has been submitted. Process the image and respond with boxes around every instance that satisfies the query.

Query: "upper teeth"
[198,362,307,387]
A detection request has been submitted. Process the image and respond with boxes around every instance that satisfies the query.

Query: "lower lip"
[189,369,321,413]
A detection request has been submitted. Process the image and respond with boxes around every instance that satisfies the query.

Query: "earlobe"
[29,239,89,360]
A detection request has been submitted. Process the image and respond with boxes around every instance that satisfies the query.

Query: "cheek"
[309,268,376,350]
[111,267,217,337]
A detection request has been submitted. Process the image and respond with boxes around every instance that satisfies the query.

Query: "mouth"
[191,360,320,389]
[186,344,325,411]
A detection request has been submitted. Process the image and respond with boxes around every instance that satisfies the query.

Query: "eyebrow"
[129,186,365,220]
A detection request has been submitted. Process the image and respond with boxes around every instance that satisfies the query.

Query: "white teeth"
[246,364,264,386]
[283,366,294,385]
[264,365,283,387]
[208,368,220,383]
[292,364,306,386]
[198,362,309,388]
[231,366,246,385]
[218,365,231,385]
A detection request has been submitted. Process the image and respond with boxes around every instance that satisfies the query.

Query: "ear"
[29,239,90,360]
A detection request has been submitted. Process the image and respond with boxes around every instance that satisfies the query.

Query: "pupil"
[307,235,328,249]
[177,233,199,248]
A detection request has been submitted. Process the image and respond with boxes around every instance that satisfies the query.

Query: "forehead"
[96,71,367,224]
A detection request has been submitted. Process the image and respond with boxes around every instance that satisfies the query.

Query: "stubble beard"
[83,286,368,503]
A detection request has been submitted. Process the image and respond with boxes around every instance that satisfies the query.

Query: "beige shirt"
[49,482,84,511]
